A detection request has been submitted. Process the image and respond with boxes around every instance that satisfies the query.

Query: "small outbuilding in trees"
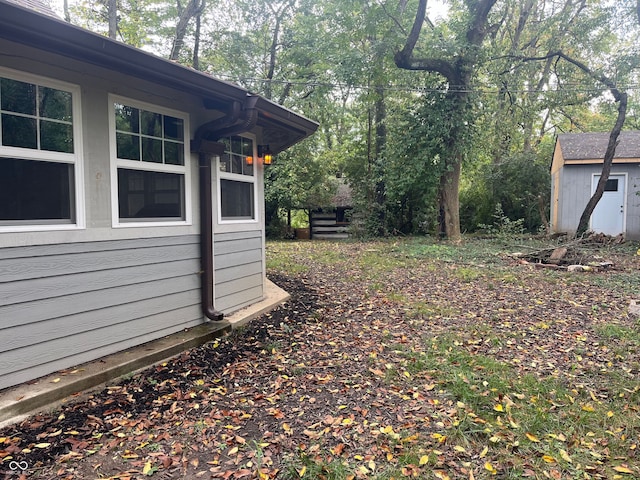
[551,131,640,240]
[310,177,352,240]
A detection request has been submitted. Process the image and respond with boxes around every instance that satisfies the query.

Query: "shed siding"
[0,235,202,390]
[214,230,264,313]
[557,164,640,238]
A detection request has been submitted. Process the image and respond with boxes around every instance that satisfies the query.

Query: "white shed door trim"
[590,173,626,236]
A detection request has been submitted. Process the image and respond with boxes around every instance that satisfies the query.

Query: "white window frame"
[109,95,192,228]
[0,67,85,233]
[217,133,259,224]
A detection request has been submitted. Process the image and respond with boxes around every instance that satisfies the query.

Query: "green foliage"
[65,0,640,241]
[461,152,550,234]
[477,203,526,240]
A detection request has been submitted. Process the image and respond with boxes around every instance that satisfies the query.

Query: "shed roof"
[558,131,640,160]
[0,0,318,153]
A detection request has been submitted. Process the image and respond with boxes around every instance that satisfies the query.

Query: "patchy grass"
[3,236,639,480]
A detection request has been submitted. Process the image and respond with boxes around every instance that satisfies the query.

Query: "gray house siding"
[556,164,640,239]
[214,230,264,312]
[0,236,202,390]
[0,2,318,393]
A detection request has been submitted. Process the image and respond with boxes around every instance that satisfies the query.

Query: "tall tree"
[169,0,205,62]
[395,0,498,241]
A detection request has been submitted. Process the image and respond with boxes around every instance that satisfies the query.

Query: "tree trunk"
[170,0,203,62]
[440,160,462,242]
[575,92,627,237]
[107,0,117,39]
[192,6,202,70]
[374,86,387,235]
[63,0,70,22]
[395,0,497,240]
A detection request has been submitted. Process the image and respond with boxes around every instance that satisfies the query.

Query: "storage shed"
[550,131,640,239]
[0,0,317,391]
[310,178,353,240]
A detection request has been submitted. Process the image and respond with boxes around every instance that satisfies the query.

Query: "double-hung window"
[0,69,83,230]
[218,135,256,222]
[110,96,190,226]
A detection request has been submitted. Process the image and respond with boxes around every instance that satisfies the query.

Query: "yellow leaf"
[419,455,429,465]
[34,443,51,448]
[368,460,376,471]
[434,471,451,480]
[607,411,614,418]
[342,418,353,425]
[454,445,466,453]
[542,455,556,463]
[298,466,307,477]
[403,371,411,378]
[484,461,497,474]
[51,378,61,383]
[358,466,369,475]
[525,433,540,443]
[559,449,572,463]
[228,446,238,455]
[582,404,595,412]
[282,423,292,432]
[613,466,634,474]
[479,446,489,458]
[493,404,504,412]
[142,461,152,475]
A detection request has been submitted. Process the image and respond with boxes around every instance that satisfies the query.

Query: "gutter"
[193,96,259,321]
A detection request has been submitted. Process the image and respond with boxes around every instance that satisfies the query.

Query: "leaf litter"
[1,238,639,479]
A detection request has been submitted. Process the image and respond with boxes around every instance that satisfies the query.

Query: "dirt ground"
[1,238,639,479]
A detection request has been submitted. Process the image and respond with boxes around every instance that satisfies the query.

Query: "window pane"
[118,168,184,220]
[241,137,253,156]
[164,116,184,141]
[243,161,253,176]
[231,136,242,154]
[39,87,72,121]
[40,120,73,153]
[2,113,37,149]
[116,132,140,160]
[221,179,254,219]
[219,153,231,172]
[231,154,244,174]
[164,141,184,165]
[141,110,162,137]
[1,78,36,115]
[142,137,162,163]
[114,104,139,133]
[0,157,73,222]
[604,179,618,192]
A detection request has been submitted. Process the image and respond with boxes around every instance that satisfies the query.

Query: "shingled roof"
[558,131,640,160]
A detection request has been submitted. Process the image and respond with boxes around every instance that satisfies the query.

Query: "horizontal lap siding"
[214,231,264,313]
[0,235,202,391]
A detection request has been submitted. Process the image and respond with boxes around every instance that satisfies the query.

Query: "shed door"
[590,174,625,236]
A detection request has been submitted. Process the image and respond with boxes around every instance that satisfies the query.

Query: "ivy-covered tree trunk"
[395,0,498,241]
[439,160,461,240]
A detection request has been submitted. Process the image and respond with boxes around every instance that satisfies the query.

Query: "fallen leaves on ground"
[1,238,639,479]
